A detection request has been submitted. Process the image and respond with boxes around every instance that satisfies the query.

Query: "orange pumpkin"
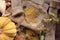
[0,17,17,40]
[15,33,25,40]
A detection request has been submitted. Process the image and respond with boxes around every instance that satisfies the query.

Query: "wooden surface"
[11,0,23,16]
[7,0,58,40]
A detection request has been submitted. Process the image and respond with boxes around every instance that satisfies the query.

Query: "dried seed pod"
[42,18,52,23]
[49,13,59,23]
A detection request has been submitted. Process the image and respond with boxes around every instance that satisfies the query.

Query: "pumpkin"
[0,17,17,40]
[15,32,25,40]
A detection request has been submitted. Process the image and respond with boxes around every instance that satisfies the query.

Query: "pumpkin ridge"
[0,17,17,40]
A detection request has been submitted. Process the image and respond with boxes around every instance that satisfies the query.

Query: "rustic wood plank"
[11,0,24,16]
